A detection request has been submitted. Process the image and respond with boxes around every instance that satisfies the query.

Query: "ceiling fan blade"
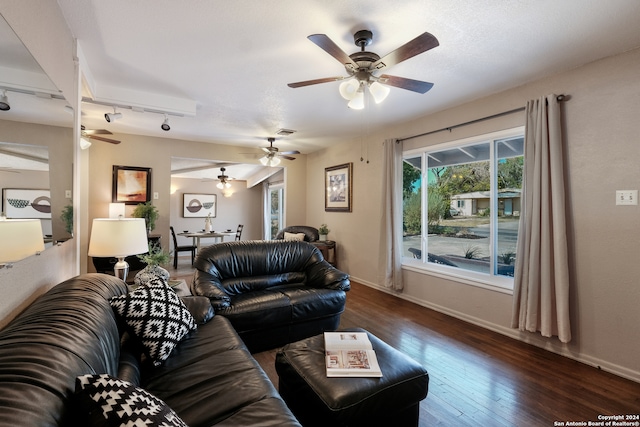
[279,155,297,161]
[288,76,345,88]
[88,135,121,144]
[379,74,434,94]
[308,34,358,69]
[261,147,272,153]
[279,150,300,155]
[371,32,439,70]
[83,129,113,135]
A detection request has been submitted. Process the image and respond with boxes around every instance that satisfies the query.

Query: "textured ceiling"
[3,1,640,159]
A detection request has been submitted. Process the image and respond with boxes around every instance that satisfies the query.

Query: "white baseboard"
[349,276,640,384]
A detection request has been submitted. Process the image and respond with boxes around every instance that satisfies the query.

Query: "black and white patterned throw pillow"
[76,373,187,427]
[110,277,196,366]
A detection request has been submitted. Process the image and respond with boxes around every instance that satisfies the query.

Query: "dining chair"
[235,224,244,241]
[170,226,196,269]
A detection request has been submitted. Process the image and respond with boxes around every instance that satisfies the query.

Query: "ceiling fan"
[81,125,121,145]
[288,29,439,108]
[259,137,300,166]
[216,167,232,189]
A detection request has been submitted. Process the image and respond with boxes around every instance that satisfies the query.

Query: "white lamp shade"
[369,81,390,104]
[0,219,44,263]
[260,155,281,167]
[339,79,359,100]
[88,218,149,258]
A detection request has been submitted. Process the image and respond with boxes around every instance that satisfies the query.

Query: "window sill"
[402,258,514,295]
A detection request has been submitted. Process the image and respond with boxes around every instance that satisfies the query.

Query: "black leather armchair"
[274,225,319,242]
[191,240,350,352]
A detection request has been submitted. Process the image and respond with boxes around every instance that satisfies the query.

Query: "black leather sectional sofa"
[0,240,350,426]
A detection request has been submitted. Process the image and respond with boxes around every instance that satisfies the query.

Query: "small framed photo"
[112,165,152,205]
[2,188,51,219]
[325,163,353,212]
[183,193,217,218]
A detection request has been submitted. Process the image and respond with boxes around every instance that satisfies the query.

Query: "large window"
[265,183,284,239]
[403,128,524,289]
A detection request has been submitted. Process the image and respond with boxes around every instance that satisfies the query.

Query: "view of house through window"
[403,129,524,286]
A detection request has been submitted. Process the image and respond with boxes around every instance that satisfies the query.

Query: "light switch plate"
[616,190,637,205]
[65,190,72,198]
[153,192,159,200]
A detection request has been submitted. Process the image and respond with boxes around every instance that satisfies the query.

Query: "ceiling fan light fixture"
[369,81,390,104]
[260,155,281,167]
[339,79,359,100]
[161,115,170,131]
[80,137,92,150]
[347,89,365,110]
[0,90,10,111]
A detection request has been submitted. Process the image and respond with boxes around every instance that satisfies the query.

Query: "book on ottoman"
[324,332,382,377]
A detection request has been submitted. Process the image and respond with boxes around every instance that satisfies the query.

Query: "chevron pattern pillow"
[76,373,187,426]
[110,277,197,366]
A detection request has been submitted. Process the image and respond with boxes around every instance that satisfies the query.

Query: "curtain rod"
[398,94,567,143]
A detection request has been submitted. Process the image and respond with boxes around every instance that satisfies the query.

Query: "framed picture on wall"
[325,163,352,212]
[112,165,152,205]
[2,188,51,219]
[183,193,217,218]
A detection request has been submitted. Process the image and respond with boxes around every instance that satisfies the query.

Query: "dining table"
[177,230,237,252]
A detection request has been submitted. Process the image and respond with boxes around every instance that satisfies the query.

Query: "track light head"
[105,107,122,123]
[161,115,170,131]
[0,91,10,111]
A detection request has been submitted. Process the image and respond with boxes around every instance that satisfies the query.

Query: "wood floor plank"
[173,262,640,426]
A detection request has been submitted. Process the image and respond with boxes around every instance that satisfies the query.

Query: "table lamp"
[88,218,148,281]
[0,219,45,268]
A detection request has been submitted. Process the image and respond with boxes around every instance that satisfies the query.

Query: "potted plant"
[134,243,171,287]
[132,202,159,233]
[60,204,73,236]
[318,224,330,241]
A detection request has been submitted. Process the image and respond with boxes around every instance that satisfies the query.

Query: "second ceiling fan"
[288,29,439,108]
[260,137,300,166]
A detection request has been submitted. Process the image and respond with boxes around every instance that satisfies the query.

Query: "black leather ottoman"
[275,329,429,427]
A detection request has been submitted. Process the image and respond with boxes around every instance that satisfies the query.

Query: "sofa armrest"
[191,270,231,310]
[306,261,351,291]
[180,296,215,324]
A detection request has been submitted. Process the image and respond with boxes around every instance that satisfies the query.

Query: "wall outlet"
[616,190,637,205]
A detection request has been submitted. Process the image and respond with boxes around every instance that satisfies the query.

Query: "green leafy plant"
[499,251,516,265]
[318,224,330,235]
[137,243,170,267]
[132,202,159,232]
[463,244,483,260]
[60,204,73,235]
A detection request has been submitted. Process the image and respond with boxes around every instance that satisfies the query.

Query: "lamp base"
[113,257,130,282]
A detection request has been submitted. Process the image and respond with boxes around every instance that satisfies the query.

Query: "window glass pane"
[496,136,523,277]
[402,156,422,259]
[427,141,491,273]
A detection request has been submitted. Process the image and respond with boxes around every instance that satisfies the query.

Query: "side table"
[312,240,337,267]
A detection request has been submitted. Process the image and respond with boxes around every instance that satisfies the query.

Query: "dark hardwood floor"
[172,258,640,426]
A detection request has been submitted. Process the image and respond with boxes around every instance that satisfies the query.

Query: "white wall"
[307,47,640,382]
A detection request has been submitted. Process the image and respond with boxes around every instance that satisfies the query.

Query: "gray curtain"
[379,138,404,290]
[511,94,571,343]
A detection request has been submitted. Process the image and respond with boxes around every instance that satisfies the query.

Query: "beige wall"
[85,133,307,270]
[308,47,640,382]
[0,0,78,328]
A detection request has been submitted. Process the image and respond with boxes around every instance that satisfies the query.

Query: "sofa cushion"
[76,373,187,426]
[141,316,301,426]
[110,278,197,367]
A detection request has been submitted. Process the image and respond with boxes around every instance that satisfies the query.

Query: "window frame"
[402,127,524,293]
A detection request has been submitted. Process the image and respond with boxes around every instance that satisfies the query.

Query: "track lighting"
[0,90,10,111]
[161,115,170,131]
[104,107,122,123]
